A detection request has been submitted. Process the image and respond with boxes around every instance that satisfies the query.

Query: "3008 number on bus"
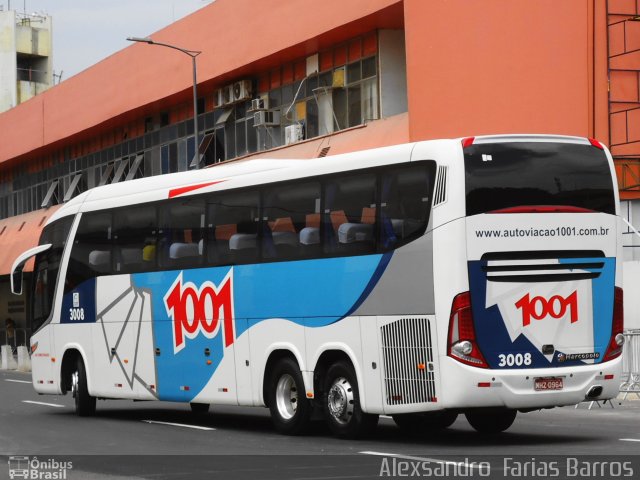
[69,308,85,321]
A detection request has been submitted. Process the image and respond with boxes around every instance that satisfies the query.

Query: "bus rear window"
[464,142,615,216]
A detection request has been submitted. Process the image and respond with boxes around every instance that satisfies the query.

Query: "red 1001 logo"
[164,271,235,353]
[515,291,578,327]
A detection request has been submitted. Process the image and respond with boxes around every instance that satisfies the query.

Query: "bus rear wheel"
[323,361,378,439]
[393,411,458,434]
[268,357,312,435]
[72,357,96,417]
[465,409,517,433]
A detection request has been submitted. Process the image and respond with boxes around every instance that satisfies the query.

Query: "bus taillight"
[603,287,624,362]
[447,292,489,368]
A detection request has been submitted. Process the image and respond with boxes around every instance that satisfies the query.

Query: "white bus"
[11,135,624,438]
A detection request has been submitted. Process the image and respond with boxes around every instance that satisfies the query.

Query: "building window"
[0,33,382,220]
[144,117,154,133]
[209,31,379,162]
[197,97,206,115]
[160,112,170,127]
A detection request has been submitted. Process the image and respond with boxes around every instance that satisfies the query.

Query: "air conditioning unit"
[223,85,234,105]
[233,80,252,103]
[250,98,264,111]
[249,96,270,112]
[285,124,304,145]
[254,110,280,127]
[216,88,225,107]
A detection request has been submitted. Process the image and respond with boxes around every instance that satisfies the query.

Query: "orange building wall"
[608,3,640,157]
[0,0,402,165]
[0,0,615,164]
[403,0,609,142]
[607,0,640,199]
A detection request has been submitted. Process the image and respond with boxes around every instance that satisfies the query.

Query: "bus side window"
[66,212,112,293]
[207,191,259,266]
[158,199,205,270]
[323,173,377,255]
[263,181,321,261]
[113,205,157,273]
[380,164,435,251]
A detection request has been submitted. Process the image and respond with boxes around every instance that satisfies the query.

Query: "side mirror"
[10,244,52,296]
[11,266,23,295]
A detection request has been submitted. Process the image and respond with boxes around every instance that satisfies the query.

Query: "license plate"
[534,377,563,391]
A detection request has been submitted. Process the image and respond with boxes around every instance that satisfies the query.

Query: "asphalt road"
[1,368,639,479]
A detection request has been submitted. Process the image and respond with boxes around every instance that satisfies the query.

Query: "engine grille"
[380,317,437,406]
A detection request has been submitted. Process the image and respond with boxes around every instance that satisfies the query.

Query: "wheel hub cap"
[328,376,354,424]
[275,374,298,420]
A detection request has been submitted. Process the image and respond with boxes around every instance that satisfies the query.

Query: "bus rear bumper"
[437,356,623,411]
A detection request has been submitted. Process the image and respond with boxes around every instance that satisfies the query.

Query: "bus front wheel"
[71,357,96,417]
[268,357,312,435]
[465,409,517,434]
[323,361,378,439]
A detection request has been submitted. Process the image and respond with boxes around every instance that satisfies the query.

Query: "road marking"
[142,420,215,431]
[360,451,483,470]
[620,438,640,442]
[22,400,65,408]
[380,415,393,419]
[5,379,31,384]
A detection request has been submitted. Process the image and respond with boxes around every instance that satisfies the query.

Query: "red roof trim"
[168,180,226,198]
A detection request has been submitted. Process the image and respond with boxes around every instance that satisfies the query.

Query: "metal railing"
[620,330,640,400]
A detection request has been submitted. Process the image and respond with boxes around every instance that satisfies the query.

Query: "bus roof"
[49,141,421,223]
[47,134,602,226]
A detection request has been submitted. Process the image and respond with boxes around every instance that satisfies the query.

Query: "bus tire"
[190,403,210,414]
[393,411,458,434]
[465,409,517,434]
[324,361,378,439]
[268,357,312,435]
[72,357,96,417]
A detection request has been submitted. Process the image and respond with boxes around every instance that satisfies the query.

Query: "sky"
[3,0,213,80]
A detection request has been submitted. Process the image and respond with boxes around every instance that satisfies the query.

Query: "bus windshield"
[464,142,616,216]
[31,217,73,333]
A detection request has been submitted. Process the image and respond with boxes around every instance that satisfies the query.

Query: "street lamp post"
[127,36,202,169]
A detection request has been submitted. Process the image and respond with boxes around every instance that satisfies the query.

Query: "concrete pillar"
[1,345,17,370]
[17,345,30,372]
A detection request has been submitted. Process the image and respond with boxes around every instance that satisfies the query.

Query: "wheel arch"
[311,346,369,412]
[261,346,306,407]
[59,344,91,395]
